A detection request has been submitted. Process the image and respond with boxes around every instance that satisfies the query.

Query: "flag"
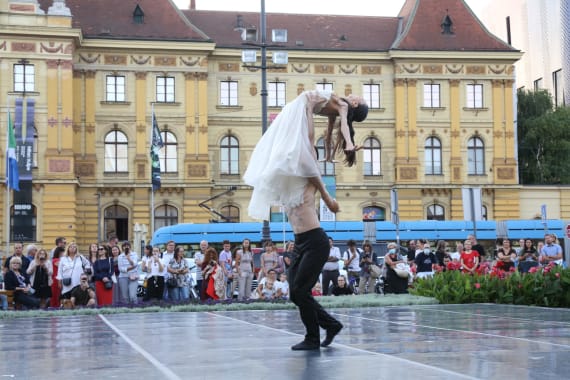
[6,110,19,191]
[150,112,163,191]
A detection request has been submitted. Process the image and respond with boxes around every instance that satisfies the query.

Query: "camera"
[210,260,216,266]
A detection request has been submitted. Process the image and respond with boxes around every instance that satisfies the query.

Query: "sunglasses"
[98,248,105,251]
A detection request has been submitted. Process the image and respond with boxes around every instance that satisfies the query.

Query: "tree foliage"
[517,89,570,184]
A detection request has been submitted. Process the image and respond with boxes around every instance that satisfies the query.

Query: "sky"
[173,0,492,19]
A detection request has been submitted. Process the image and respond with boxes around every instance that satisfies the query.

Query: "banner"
[5,110,19,191]
[150,112,163,191]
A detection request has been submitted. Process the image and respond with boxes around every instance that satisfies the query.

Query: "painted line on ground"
[98,314,182,380]
[332,311,570,349]
[209,311,478,380]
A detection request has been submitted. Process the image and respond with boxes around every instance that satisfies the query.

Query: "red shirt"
[460,250,479,272]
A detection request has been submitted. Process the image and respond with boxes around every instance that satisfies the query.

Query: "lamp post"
[236,0,288,245]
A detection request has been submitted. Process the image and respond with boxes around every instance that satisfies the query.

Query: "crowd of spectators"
[0,233,566,310]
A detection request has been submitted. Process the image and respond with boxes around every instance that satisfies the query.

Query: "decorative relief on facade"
[393,78,405,86]
[403,64,420,73]
[491,79,504,87]
[400,167,417,180]
[199,125,208,134]
[291,63,310,73]
[188,164,207,177]
[362,65,381,75]
[497,167,514,180]
[84,70,96,79]
[154,56,176,66]
[466,65,486,75]
[396,129,406,137]
[134,72,147,80]
[423,64,443,74]
[72,124,81,133]
[446,64,464,74]
[49,159,71,173]
[40,42,63,53]
[180,56,201,66]
[409,130,417,137]
[505,131,514,138]
[130,55,151,65]
[10,3,36,12]
[338,65,357,74]
[395,65,405,74]
[85,124,95,134]
[453,167,460,180]
[219,63,240,72]
[268,66,287,73]
[407,79,417,86]
[197,72,208,80]
[344,84,352,96]
[104,55,127,65]
[504,79,515,86]
[449,79,460,86]
[12,42,36,52]
[73,70,82,78]
[46,59,60,69]
[60,60,72,69]
[137,164,145,179]
[493,131,503,138]
[76,163,95,177]
[79,53,100,64]
[0,41,6,51]
[64,44,73,54]
[297,84,305,95]
[450,130,460,138]
[136,124,146,133]
[186,125,194,135]
[507,65,515,75]
[314,64,334,74]
[488,64,506,74]
[249,82,257,96]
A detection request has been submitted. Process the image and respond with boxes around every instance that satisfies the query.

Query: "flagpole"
[4,101,11,258]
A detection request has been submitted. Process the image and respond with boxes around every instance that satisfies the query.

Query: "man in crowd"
[321,238,341,296]
[540,233,564,265]
[3,242,30,274]
[69,274,96,308]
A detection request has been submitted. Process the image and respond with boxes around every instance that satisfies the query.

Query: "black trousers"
[146,276,165,300]
[321,269,339,296]
[289,228,340,344]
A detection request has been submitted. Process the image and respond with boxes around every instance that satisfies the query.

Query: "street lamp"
[236,0,288,244]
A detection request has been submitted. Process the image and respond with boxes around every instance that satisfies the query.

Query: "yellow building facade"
[0,0,560,252]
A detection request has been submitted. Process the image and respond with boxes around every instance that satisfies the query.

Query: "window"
[362,206,386,221]
[33,127,38,168]
[316,137,335,176]
[362,137,381,176]
[268,81,286,107]
[220,81,238,106]
[423,83,441,108]
[154,205,178,231]
[159,131,177,173]
[316,82,333,92]
[133,4,144,24]
[553,69,564,107]
[425,137,442,175]
[220,135,239,175]
[104,205,129,241]
[270,205,288,222]
[220,205,240,223]
[104,130,128,172]
[467,136,485,175]
[156,76,175,103]
[427,204,445,221]
[362,84,380,108]
[14,63,35,92]
[533,77,543,91]
[106,75,125,102]
[10,204,37,242]
[466,84,483,108]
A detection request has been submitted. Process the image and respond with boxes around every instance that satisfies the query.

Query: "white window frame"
[14,63,35,92]
[156,76,175,103]
[268,81,286,107]
[362,83,380,108]
[423,83,441,108]
[106,75,126,102]
[466,84,483,108]
[220,81,238,106]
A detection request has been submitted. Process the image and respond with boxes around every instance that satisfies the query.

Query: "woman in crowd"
[202,247,223,301]
[235,238,254,300]
[518,238,539,273]
[26,248,53,308]
[358,241,379,295]
[87,243,99,288]
[460,240,479,274]
[435,240,450,268]
[4,256,40,309]
[142,245,164,301]
[118,242,138,304]
[331,275,354,296]
[56,242,92,300]
[496,239,517,271]
[110,245,121,304]
[384,243,409,294]
[259,241,279,281]
[167,246,189,301]
[50,246,65,308]
[92,245,113,306]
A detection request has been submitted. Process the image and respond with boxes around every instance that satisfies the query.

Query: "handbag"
[394,263,411,278]
[104,281,113,289]
[62,277,72,286]
[167,277,178,288]
[129,272,139,281]
[369,264,382,277]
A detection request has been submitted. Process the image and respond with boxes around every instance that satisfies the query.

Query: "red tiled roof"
[393,0,516,51]
[183,10,401,51]
[38,0,209,42]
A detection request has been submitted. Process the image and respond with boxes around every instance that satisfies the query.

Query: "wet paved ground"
[0,304,569,379]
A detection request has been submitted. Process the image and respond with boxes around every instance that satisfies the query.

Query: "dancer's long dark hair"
[333,100,369,166]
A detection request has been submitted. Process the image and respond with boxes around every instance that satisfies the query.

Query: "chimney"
[189,0,196,10]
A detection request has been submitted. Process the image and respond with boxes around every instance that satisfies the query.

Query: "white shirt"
[162,251,175,277]
[142,255,163,277]
[56,254,90,294]
[323,246,341,271]
[343,248,361,272]
[275,280,289,297]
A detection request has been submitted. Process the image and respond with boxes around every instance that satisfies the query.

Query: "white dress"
[243,90,332,220]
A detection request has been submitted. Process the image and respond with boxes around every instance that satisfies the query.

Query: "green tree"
[517,90,570,184]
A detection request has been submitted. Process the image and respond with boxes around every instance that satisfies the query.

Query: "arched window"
[104,205,129,241]
[10,204,37,241]
[220,135,239,175]
[425,136,442,175]
[427,204,445,221]
[221,205,240,223]
[362,206,386,221]
[316,137,335,176]
[104,130,128,172]
[363,137,381,176]
[154,204,178,231]
[159,131,177,173]
[467,137,485,175]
